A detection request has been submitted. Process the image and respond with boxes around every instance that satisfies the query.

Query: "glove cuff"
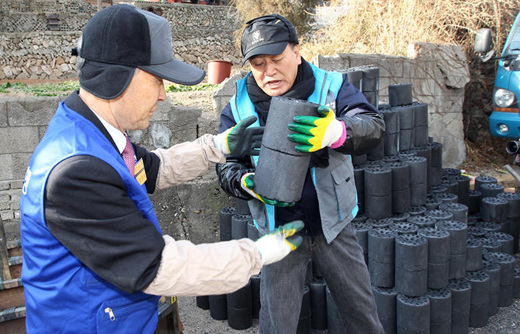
[240,173,260,201]
[329,120,347,148]
[215,130,231,154]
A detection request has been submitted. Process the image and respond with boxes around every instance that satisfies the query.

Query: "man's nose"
[264,62,278,76]
[158,83,166,101]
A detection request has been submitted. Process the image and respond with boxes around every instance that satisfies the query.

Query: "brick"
[7,98,60,126]
[0,127,39,154]
[0,154,14,181]
[10,180,23,189]
[10,193,20,203]
[11,200,20,210]
[11,153,31,180]
[0,101,7,126]
[0,181,10,191]
[0,211,14,221]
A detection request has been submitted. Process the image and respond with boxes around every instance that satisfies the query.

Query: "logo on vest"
[22,166,32,195]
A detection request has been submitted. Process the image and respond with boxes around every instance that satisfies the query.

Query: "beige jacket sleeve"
[143,235,262,296]
[152,134,225,190]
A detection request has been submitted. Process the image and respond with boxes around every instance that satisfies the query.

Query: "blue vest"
[230,64,358,241]
[20,102,162,333]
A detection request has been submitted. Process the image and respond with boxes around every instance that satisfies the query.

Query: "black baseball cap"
[79,4,205,99]
[241,14,299,65]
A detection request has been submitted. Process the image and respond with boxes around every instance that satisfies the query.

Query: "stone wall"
[0,1,241,81]
[0,95,233,243]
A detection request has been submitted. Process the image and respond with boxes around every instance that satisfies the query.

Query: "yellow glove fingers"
[241,173,263,202]
[285,235,303,251]
[288,107,337,153]
[278,220,304,238]
[220,127,232,154]
[309,110,334,139]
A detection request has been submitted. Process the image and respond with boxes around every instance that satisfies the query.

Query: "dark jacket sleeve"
[216,156,256,200]
[334,74,385,155]
[45,155,165,294]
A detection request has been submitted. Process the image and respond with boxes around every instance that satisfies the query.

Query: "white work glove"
[254,220,304,265]
[215,116,264,155]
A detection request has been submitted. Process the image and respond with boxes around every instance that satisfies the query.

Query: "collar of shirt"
[90,110,127,154]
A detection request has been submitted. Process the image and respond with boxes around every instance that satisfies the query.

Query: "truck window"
[503,23,520,55]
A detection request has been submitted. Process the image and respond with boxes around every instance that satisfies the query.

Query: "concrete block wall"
[0,95,232,243]
[0,97,59,236]
[312,42,469,169]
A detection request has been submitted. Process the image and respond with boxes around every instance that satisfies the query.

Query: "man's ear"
[293,44,302,65]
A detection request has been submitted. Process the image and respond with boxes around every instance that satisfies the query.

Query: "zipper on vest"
[105,307,115,321]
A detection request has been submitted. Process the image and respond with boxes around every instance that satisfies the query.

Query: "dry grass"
[229,0,520,61]
[303,0,520,59]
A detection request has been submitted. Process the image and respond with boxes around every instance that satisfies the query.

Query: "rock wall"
[0,1,241,81]
[0,95,233,243]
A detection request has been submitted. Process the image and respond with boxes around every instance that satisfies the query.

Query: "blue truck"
[475,15,520,156]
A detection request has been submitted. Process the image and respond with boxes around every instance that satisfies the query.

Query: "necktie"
[122,135,135,176]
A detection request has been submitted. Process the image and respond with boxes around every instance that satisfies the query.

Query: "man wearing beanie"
[19,5,304,333]
[217,14,385,333]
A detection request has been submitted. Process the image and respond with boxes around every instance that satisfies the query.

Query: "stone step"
[0,305,26,334]
[0,278,24,311]
[8,255,22,279]
[0,276,26,333]
[7,239,22,258]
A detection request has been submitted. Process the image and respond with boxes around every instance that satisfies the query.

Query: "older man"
[19,5,302,333]
[217,13,385,334]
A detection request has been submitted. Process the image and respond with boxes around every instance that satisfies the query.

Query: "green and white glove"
[216,116,264,156]
[240,173,294,207]
[287,105,347,153]
[254,220,304,265]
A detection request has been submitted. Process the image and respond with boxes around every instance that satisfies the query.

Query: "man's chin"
[263,88,288,97]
